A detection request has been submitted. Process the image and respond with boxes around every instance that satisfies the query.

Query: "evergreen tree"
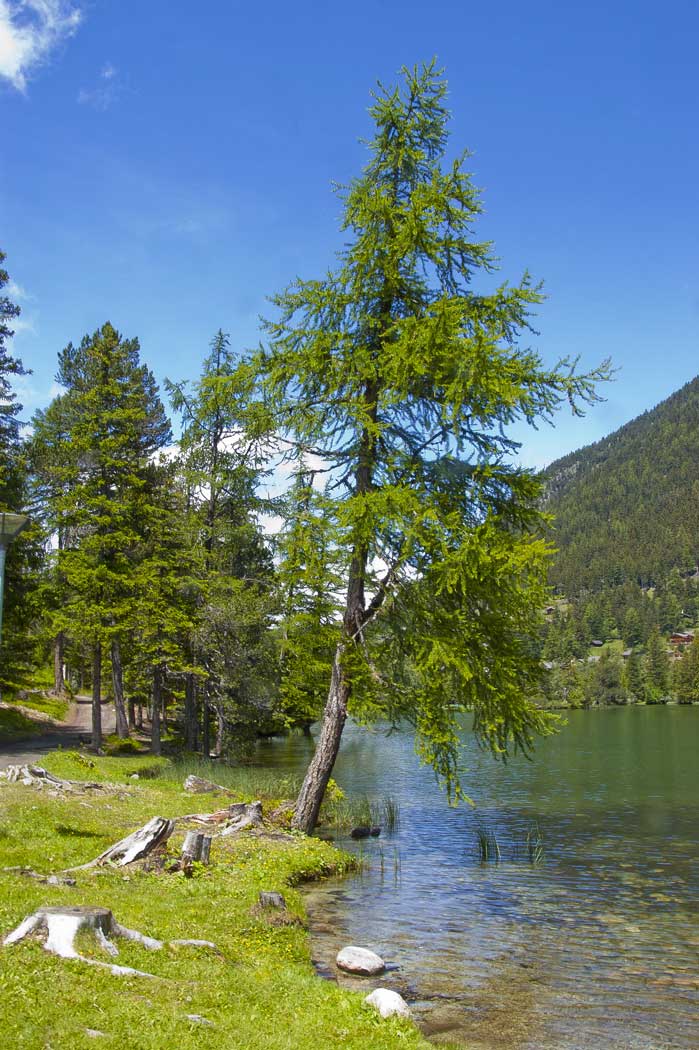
[50,323,171,745]
[247,63,610,832]
[643,626,670,703]
[166,330,274,754]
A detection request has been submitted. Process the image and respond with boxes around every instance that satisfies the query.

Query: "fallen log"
[0,764,105,792]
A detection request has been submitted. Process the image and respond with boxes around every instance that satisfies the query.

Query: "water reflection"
[257,708,699,1049]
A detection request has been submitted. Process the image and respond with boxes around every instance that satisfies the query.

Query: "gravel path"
[0,698,116,769]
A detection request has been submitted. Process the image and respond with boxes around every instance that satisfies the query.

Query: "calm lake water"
[257,707,699,1049]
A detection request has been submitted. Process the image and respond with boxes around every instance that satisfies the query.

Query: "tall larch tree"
[246,62,611,833]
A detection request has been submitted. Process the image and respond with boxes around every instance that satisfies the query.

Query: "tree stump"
[3,905,163,976]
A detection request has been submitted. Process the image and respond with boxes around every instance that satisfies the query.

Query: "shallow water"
[256,707,699,1049]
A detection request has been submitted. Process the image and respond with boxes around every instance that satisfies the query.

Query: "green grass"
[0,752,430,1050]
[0,707,42,740]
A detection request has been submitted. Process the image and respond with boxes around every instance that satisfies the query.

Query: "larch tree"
[246,62,611,833]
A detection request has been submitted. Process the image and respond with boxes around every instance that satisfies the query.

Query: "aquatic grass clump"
[475,824,501,863]
[321,792,401,835]
[525,824,545,865]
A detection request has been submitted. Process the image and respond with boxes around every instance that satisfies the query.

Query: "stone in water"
[336,945,385,975]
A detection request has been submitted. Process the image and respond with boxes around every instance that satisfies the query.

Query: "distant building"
[670,632,694,645]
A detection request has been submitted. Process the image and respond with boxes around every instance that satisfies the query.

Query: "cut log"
[3,905,162,977]
[182,831,205,862]
[200,836,211,865]
[67,816,175,871]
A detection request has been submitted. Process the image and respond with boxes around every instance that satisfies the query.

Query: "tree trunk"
[127,696,136,729]
[91,642,102,750]
[151,666,162,756]
[202,695,210,758]
[292,646,350,833]
[214,703,225,757]
[53,632,65,695]
[110,639,129,739]
[161,688,168,733]
[184,673,197,751]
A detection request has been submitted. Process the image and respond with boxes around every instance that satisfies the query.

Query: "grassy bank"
[0,692,70,740]
[0,752,429,1050]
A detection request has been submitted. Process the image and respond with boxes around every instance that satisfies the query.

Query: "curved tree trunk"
[110,639,129,738]
[292,646,349,834]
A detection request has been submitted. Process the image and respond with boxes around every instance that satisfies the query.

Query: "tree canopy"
[246,61,611,831]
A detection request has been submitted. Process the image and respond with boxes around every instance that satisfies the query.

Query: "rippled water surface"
[257,708,699,1049]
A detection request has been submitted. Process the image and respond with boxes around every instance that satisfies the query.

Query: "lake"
[257,707,699,1049]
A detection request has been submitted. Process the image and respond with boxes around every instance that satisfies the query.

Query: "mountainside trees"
[545,375,699,594]
[245,62,610,832]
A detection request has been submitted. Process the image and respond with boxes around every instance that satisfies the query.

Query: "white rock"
[365,988,412,1020]
[336,945,385,975]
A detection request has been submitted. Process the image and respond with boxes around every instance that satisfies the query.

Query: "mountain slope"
[544,375,699,594]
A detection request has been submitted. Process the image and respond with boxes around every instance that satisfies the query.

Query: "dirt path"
[0,698,116,769]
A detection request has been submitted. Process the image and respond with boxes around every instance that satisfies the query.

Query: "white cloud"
[6,279,33,300]
[0,0,82,91]
[77,61,123,110]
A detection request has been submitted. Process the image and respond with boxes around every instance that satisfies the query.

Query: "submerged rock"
[365,988,412,1020]
[336,945,385,975]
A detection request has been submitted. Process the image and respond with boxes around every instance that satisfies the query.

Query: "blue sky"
[1,0,697,467]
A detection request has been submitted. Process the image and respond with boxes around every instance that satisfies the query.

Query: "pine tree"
[246,62,611,832]
[643,626,670,703]
[166,330,274,754]
[50,323,171,745]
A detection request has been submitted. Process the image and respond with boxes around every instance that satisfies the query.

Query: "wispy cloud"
[77,61,123,110]
[6,278,33,301]
[0,1,82,92]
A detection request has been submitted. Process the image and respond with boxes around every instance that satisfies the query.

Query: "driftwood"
[67,816,175,872]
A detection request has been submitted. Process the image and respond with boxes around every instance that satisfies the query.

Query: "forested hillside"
[545,375,699,594]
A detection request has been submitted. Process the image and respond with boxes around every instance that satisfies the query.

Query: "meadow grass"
[0,751,430,1050]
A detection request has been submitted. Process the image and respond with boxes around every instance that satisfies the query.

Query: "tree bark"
[91,642,102,750]
[184,673,197,751]
[53,632,65,695]
[292,646,350,833]
[151,665,162,755]
[202,693,210,758]
[214,702,225,757]
[128,696,136,729]
[110,639,129,739]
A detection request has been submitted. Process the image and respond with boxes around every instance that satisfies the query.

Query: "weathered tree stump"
[3,905,163,976]
[218,801,263,836]
[68,816,175,871]
[3,906,219,976]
